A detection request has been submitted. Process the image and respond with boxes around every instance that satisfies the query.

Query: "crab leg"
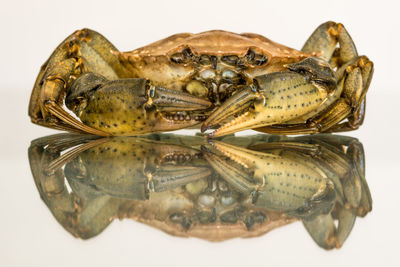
[29,29,130,136]
[326,56,373,132]
[301,21,373,131]
[254,56,373,135]
[35,58,109,135]
[311,56,372,132]
[302,21,358,65]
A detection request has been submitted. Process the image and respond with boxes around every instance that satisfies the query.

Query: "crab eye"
[221,55,239,66]
[148,86,156,98]
[170,48,193,64]
[245,49,268,66]
[253,54,268,66]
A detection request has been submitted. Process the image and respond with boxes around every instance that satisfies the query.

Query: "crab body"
[29,22,373,136]
[118,30,308,98]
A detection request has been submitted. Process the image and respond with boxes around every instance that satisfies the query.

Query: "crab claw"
[66,73,212,135]
[204,57,336,137]
[203,82,272,138]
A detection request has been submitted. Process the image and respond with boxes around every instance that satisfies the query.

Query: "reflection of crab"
[29,133,371,249]
[29,22,373,137]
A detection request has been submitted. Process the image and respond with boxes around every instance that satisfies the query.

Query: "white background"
[1,0,399,266]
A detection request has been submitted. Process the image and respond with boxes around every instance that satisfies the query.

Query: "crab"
[29,21,373,136]
[29,133,371,248]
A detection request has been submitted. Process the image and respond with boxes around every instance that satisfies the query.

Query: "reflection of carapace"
[29,133,371,249]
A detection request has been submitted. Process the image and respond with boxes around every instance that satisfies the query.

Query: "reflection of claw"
[203,140,336,216]
[29,133,212,239]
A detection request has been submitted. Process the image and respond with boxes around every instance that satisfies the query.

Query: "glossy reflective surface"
[28,133,371,249]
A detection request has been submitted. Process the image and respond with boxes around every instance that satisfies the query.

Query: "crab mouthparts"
[162,112,207,122]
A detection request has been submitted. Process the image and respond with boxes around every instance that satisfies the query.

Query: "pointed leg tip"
[200,124,208,133]
[200,144,211,153]
[207,132,215,139]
